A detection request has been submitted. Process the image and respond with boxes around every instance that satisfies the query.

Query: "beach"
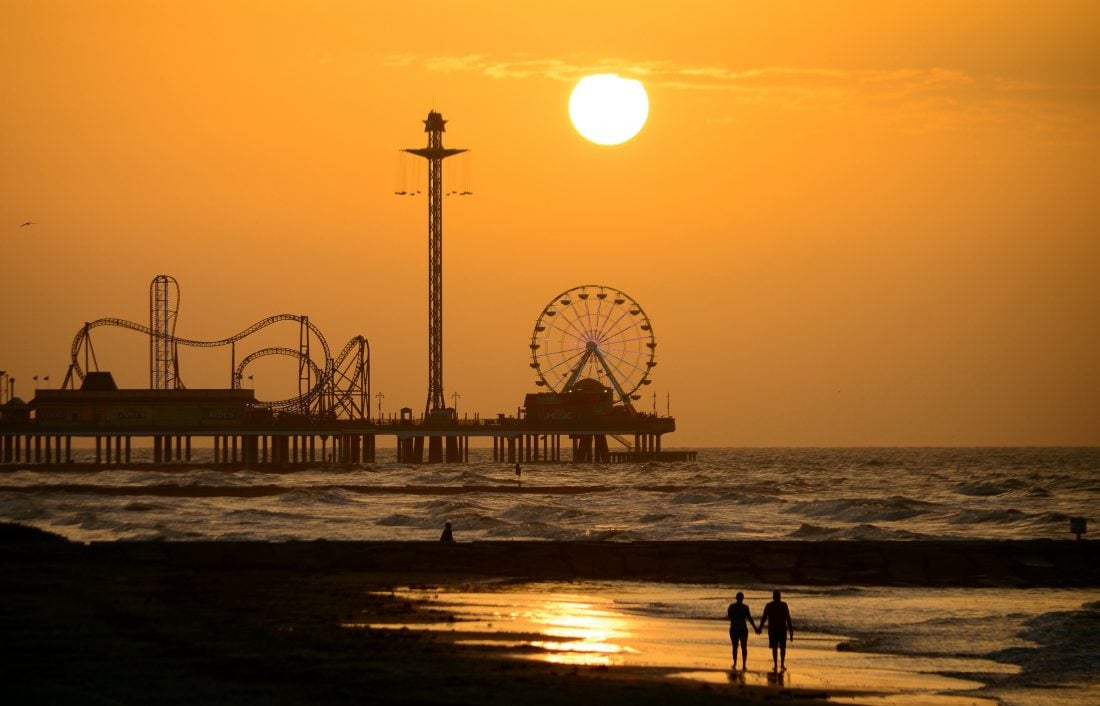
[4,524,1097,705]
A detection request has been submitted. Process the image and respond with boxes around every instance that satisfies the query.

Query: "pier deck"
[0,415,679,467]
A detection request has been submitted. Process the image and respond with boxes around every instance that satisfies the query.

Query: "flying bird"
[20,221,37,228]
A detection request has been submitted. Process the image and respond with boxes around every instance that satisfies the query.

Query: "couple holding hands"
[727,589,795,671]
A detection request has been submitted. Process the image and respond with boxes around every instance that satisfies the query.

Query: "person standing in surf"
[757,589,794,671]
[726,591,759,669]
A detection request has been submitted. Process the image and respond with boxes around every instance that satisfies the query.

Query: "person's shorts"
[768,631,787,649]
[730,628,749,647]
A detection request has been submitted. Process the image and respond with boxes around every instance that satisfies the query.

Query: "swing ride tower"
[404,112,467,429]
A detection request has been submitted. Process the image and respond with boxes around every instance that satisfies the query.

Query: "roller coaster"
[62,276,370,420]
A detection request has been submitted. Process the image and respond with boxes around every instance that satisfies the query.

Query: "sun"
[569,74,649,146]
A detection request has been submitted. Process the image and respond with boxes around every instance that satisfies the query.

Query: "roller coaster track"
[64,315,372,416]
[231,335,370,415]
[327,335,370,419]
[69,315,332,382]
[232,347,327,410]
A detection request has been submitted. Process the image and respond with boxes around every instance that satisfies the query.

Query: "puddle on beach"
[343,582,1045,704]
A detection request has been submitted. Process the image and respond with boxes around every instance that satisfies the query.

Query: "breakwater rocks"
[6,528,1095,587]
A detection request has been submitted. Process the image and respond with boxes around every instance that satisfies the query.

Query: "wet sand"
[2,524,1096,704]
[376,583,1017,706]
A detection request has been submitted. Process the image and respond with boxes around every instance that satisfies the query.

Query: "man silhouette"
[726,591,758,669]
[757,589,794,670]
[439,522,453,542]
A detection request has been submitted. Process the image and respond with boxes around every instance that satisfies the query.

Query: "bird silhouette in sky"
[20,221,37,228]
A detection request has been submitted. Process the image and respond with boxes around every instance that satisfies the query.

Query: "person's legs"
[779,643,786,669]
[732,630,748,667]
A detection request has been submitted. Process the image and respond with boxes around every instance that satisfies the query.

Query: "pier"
[1,113,692,467]
[0,396,676,469]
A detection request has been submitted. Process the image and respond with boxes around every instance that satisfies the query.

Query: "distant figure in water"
[727,591,759,669]
[439,522,453,542]
[515,462,522,486]
[758,589,794,670]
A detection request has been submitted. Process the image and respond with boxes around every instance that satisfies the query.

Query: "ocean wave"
[720,492,775,505]
[639,512,675,523]
[500,503,593,523]
[990,603,1100,685]
[277,487,356,505]
[0,496,50,521]
[224,508,300,522]
[441,511,512,532]
[483,519,553,539]
[669,491,721,505]
[954,480,1030,497]
[947,508,1031,525]
[786,522,928,540]
[418,498,487,515]
[783,496,940,522]
[376,513,425,528]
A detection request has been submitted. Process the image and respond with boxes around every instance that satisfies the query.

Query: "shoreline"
[3,525,1096,705]
[2,524,837,705]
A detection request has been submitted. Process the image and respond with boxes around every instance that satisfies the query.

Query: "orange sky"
[2,1,1098,446]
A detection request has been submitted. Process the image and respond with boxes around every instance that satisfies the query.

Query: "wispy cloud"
[380,53,1097,135]
[381,52,974,99]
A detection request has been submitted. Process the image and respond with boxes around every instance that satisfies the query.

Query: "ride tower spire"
[404,111,467,419]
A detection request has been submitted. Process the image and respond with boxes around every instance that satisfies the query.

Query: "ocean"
[0,447,1094,543]
[2,446,1098,704]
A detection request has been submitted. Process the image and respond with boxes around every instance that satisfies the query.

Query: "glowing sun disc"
[569,74,649,145]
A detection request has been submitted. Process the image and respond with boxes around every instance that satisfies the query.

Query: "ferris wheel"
[530,284,656,405]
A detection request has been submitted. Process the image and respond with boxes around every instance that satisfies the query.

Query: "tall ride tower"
[404,111,467,419]
[149,274,180,390]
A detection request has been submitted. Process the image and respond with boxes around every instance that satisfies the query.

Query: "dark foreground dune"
[1,524,1096,705]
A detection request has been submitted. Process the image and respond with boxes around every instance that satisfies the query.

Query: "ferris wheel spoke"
[596,316,643,349]
[595,306,635,343]
[602,347,649,379]
[536,338,589,355]
[600,357,641,395]
[597,332,653,350]
[537,349,588,376]
[535,352,588,374]
[603,345,647,372]
[547,319,590,343]
[585,294,602,340]
[556,311,591,343]
[592,301,626,335]
[585,295,608,342]
[572,293,607,340]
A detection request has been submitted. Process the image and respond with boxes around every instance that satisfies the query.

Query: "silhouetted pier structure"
[0,385,677,468]
[1,112,695,468]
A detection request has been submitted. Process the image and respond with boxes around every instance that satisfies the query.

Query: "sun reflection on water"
[354,591,642,665]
